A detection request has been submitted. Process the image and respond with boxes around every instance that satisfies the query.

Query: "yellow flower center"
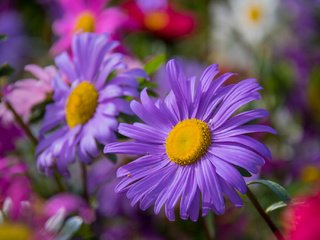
[0,223,32,240]
[165,119,211,165]
[65,81,99,128]
[144,11,169,31]
[74,11,95,32]
[247,5,262,23]
[301,165,320,183]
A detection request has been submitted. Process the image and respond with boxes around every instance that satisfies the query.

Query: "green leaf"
[236,166,252,177]
[204,212,215,239]
[0,64,14,77]
[106,153,117,163]
[0,35,7,41]
[144,54,166,75]
[265,201,287,213]
[248,179,290,203]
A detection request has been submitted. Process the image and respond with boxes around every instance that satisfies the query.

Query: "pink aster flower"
[51,0,127,55]
[0,64,56,125]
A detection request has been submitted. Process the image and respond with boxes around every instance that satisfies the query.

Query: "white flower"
[230,0,279,44]
[210,0,279,69]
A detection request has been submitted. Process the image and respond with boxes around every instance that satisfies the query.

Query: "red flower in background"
[122,0,196,39]
[283,191,320,240]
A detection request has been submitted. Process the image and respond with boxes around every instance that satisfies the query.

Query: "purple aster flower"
[36,33,146,176]
[105,59,275,221]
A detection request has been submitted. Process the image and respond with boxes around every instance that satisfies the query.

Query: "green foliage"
[248,179,290,204]
[144,54,166,75]
[0,35,7,41]
[265,201,287,213]
[0,64,14,77]
[236,166,252,177]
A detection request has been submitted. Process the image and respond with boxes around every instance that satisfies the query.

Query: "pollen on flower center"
[247,5,262,23]
[165,119,211,165]
[65,81,98,128]
[74,11,95,32]
[144,11,169,31]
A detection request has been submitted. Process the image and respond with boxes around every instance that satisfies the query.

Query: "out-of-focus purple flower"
[280,1,320,80]
[101,224,164,240]
[280,1,320,130]
[105,59,275,221]
[88,158,135,218]
[0,156,31,219]
[0,11,29,76]
[36,33,146,176]
[44,193,95,223]
[37,0,63,19]
[290,135,320,183]
[282,0,319,41]
[0,64,56,125]
[51,0,127,55]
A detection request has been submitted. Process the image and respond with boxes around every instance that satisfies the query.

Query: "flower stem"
[3,99,38,145]
[53,170,66,192]
[81,163,89,202]
[246,188,285,240]
[201,217,212,240]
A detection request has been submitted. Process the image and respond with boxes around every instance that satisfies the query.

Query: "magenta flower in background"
[0,122,21,157]
[36,33,146,176]
[0,156,31,219]
[105,59,275,221]
[283,191,320,240]
[51,0,127,55]
[44,193,95,224]
[0,64,56,125]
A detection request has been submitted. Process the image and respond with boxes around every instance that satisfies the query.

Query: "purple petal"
[118,123,165,144]
[104,142,165,155]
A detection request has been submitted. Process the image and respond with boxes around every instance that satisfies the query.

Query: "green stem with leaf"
[246,188,285,240]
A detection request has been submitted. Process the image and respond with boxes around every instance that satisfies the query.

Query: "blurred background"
[1,0,320,239]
